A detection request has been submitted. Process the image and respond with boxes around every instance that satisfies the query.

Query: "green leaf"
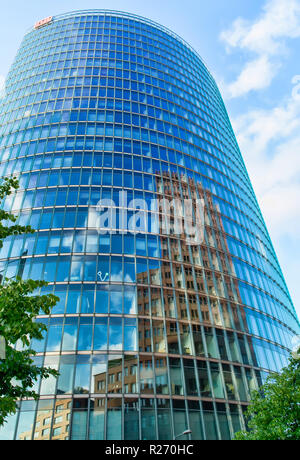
[0,179,60,426]
[234,355,300,440]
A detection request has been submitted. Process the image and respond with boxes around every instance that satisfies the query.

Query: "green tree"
[0,178,59,427]
[0,177,32,244]
[235,352,300,440]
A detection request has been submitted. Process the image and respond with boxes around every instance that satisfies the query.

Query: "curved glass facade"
[0,10,299,441]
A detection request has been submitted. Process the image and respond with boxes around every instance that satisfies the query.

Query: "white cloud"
[226,55,278,98]
[220,0,300,98]
[232,76,300,236]
[232,75,300,316]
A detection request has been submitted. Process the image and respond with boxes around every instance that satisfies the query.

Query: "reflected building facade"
[0,10,299,440]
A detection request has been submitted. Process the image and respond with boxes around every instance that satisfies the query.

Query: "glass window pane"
[107,399,122,440]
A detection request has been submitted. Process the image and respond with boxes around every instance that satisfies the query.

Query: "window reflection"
[157,399,172,440]
[124,399,139,440]
[169,358,184,396]
[71,399,88,440]
[107,398,122,440]
[109,318,122,351]
[140,355,154,394]
[92,355,107,394]
[66,285,81,314]
[155,358,169,395]
[141,398,156,440]
[89,398,105,440]
[40,356,59,396]
[95,285,109,314]
[46,318,63,352]
[173,400,189,440]
[197,361,212,398]
[78,317,93,351]
[188,401,204,440]
[57,355,76,394]
[165,321,179,354]
[152,320,166,353]
[16,401,36,441]
[62,318,78,352]
[210,362,225,399]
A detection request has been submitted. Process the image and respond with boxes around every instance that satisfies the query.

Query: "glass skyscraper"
[0,10,299,441]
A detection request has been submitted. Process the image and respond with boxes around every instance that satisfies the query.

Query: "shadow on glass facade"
[0,10,299,440]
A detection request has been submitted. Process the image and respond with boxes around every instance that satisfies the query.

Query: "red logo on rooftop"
[34,16,53,29]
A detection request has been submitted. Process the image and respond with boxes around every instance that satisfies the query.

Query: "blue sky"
[0,0,299,318]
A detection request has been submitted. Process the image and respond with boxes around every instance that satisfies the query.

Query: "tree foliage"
[235,353,300,440]
[0,178,59,426]
[0,177,33,248]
